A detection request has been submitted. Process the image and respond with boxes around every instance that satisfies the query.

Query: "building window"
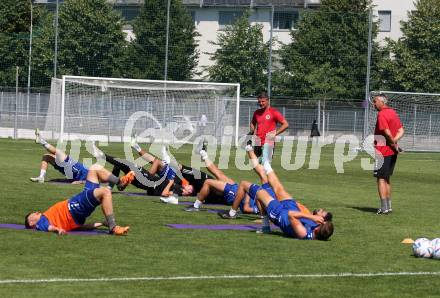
[378,11,391,32]
[273,11,299,30]
[114,6,140,22]
[219,11,243,29]
[189,10,198,26]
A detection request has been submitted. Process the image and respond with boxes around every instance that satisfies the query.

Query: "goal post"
[368,91,440,152]
[46,76,241,146]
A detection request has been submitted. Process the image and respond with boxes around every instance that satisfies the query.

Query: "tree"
[127,0,199,81]
[383,0,440,92]
[276,0,382,100]
[0,0,35,87]
[55,0,127,78]
[206,12,270,97]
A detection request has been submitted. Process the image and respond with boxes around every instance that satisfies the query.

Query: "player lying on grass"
[184,145,240,211]
[30,129,88,185]
[218,143,276,218]
[130,139,216,200]
[242,161,333,240]
[92,143,189,199]
[25,164,135,235]
[92,140,214,202]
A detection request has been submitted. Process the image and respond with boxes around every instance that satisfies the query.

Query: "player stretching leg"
[25,164,135,235]
[219,143,276,219]
[243,161,333,240]
[184,144,239,211]
[30,129,88,185]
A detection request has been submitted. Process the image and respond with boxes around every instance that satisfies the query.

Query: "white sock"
[161,146,170,164]
[263,161,273,174]
[199,150,208,161]
[193,199,202,209]
[92,142,104,158]
[39,137,50,149]
[131,142,142,153]
[229,209,237,217]
[39,169,46,178]
[245,144,253,152]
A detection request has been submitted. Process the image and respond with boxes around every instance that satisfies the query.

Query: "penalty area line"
[1,272,440,284]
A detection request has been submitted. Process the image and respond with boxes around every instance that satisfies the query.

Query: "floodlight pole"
[363,8,373,140]
[267,5,274,99]
[164,0,171,81]
[54,0,59,78]
[27,0,33,119]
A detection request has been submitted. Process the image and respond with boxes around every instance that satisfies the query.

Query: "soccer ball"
[430,238,440,260]
[412,238,433,258]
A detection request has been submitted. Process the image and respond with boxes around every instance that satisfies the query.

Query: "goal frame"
[368,90,440,152]
[59,75,241,145]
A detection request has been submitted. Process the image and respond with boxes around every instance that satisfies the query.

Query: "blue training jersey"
[278,200,319,240]
[53,156,88,181]
[158,164,177,180]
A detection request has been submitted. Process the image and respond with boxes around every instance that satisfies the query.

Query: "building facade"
[34,0,417,76]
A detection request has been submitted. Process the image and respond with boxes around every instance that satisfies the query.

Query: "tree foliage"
[127,0,199,81]
[55,0,127,78]
[276,0,382,100]
[382,0,440,92]
[206,12,270,96]
[0,0,35,87]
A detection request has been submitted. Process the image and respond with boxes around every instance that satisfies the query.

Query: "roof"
[34,0,314,8]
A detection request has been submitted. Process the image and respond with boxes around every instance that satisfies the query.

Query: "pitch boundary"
[1,272,440,284]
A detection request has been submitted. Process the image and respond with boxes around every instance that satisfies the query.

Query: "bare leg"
[148,159,164,176]
[197,179,226,203]
[377,178,391,211]
[137,148,156,164]
[31,154,56,183]
[40,154,52,171]
[86,164,134,190]
[92,187,129,235]
[265,169,291,201]
[247,149,268,184]
[203,158,234,184]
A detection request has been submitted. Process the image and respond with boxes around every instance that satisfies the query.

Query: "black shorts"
[253,144,275,159]
[180,165,213,195]
[374,154,397,179]
[253,146,263,157]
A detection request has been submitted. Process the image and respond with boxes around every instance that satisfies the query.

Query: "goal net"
[367,91,440,152]
[45,76,240,145]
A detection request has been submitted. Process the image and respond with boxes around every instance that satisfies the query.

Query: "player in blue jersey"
[244,161,333,240]
[219,143,276,218]
[25,163,135,235]
[30,129,88,185]
[184,143,239,211]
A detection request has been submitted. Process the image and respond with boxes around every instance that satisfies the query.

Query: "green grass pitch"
[0,139,439,297]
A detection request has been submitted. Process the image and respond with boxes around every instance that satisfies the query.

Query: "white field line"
[1,272,440,285]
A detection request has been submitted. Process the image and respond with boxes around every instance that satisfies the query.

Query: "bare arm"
[287,213,307,239]
[231,181,250,211]
[288,210,324,223]
[161,180,175,197]
[48,225,66,235]
[249,122,256,135]
[276,119,289,136]
[383,129,395,145]
[393,127,404,143]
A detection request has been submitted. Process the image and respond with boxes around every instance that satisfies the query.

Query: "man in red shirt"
[249,91,289,159]
[372,94,404,214]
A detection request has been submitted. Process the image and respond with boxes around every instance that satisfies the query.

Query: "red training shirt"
[251,107,285,145]
[374,107,403,157]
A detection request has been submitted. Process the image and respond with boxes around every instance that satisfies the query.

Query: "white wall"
[372,0,416,43]
[192,7,294,78]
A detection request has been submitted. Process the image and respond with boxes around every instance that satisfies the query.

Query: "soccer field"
[0,139,439,297]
